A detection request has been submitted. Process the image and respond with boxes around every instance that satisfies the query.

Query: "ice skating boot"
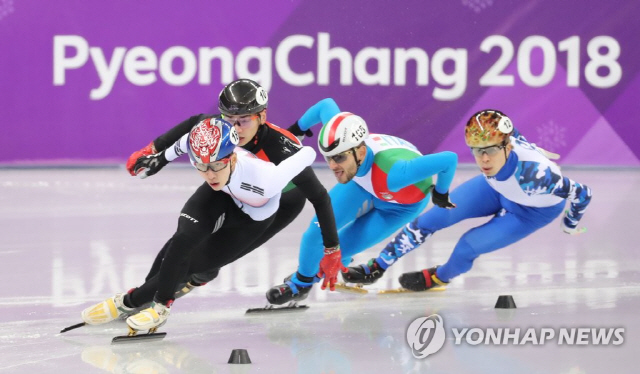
[341,258,385,285]
[398,267,448,291]
[266,273,314,305]
[126,301,171,334]
[81,292,135,325]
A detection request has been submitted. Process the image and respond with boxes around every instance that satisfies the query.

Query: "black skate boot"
[398,267,448,291]
[266,273,314,305]
[342,258,385,285]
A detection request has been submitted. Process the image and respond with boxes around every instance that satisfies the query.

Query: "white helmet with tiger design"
[187,118,239,164]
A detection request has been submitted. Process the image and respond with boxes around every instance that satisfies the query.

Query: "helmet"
[318,112,369,157]
[465,109,514,147]
[188,118,239,164]
[218,79,268,115]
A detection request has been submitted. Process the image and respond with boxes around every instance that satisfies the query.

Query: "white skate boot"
[126,301,171,334]
[81,293,135,325]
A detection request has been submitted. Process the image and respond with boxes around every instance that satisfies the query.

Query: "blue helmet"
[187,118,239,164]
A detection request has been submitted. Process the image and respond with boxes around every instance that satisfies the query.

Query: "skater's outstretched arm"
[296,98,341,131]
[290,167,339,248]
[132,133,190,178]
[126,114,209,176]
[387,151,458,194]
[551,176,592,234]
[258,147,318,198]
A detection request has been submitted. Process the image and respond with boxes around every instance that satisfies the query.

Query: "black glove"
[133,151,169,179]
[431,187,456,209]
[287,121,313,140]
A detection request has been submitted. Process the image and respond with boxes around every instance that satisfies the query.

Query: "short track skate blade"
[334,283,369,294]
[111,332,166,344]
[60,322,86,333]
[245,302,309,314]
[378,287,446,294]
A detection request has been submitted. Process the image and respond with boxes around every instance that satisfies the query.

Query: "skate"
[116,302,150,321]
[118,280,202,321]
[118,281,194,321]
[333,282,369,294]
[63,292,136,333]
[111,302,171,343]
[341,258,385,285]
[111,327,167,344]
[266,275,313,305]
[397,267,448,292]
[378,286,446,294]
[81,293,136,325]
[245,301,309,314]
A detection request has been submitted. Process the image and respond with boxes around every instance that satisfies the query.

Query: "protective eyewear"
[194,157,231,172]
[470,143,506,157]
[325,150,352,164]
[221,113,259,129]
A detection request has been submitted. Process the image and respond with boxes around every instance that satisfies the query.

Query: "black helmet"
[218,79,268,115]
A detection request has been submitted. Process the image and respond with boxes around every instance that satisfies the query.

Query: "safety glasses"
[194,157,231,172]
[221,113,259,129]
[470,143,506,157]
[325,150,352,164]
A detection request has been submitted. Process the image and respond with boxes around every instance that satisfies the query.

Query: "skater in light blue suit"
[346,109,592,291]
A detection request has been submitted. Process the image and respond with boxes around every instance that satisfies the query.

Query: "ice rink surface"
[0,165,638,373]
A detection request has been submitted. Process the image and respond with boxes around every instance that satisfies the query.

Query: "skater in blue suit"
[345,109,592,290]
[266,98,458,304]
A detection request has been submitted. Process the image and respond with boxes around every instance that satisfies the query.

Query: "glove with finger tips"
[287,121,314,140]
[133,151,169,179]
[431,187,456,209]
[317,246,347,291]
[126,142,157,176]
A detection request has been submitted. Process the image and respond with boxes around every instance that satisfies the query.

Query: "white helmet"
[318,112,369,157]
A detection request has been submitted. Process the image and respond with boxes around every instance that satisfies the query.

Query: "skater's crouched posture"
[81,118,316,334]
[346,109,592,291]
[130,79,339,295]
[266,98,458,304]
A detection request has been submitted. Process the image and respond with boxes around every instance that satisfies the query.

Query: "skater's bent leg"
[128,275,163,308]
[377,175,503,267]
[339,199,427,267]
[224,188,306,267]
[436,205,560,282]
[145,238,172,282]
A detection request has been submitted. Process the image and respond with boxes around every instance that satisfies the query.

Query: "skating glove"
[126,141,157,176]
[133,151,169,179]
[287,121,313,141]
[317,246,347,291]
[431,186,456,209]
[561,211,587,235]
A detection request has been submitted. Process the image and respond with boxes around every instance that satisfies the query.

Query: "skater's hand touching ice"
[317,246,347,291]
[561,211,587,235]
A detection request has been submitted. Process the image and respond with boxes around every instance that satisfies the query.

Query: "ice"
[0,166,638,373]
